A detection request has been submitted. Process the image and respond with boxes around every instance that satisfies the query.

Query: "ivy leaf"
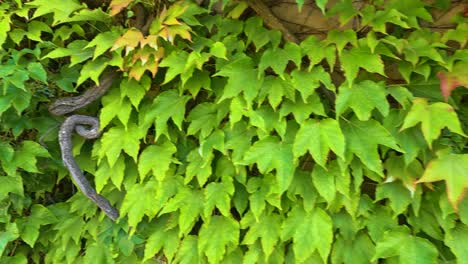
[325,29,357,55]
[258,43,302,79]
[336,80,389,120]
[185,149,213,186]
[144,217,179,262]
[241,212,282,260]
[174,236,200,264]
[140,90,190,140]
[76,57,108,86]
[29,0,83,25]
[198,216,239,264]
[311,165,336,205]
[437,61,468,102]
[160,188,204,237]
[280,96,325,125]
[282,206,333,262]
[301,36,336,69]
[138,140,178,181]
[98,123,143,167]
[376,182,412,215]
[43,40,93,66]
[214,55,261,103]
[20,205,57,247]
[120,75,151,109]
[86,30,120,59]
[340,45,385,84]
[373,229,438,263]
[210,41,227,59]
[316,0,328,14]
[14,141,50,173]
[187,102,229,139]
[100,88,133,129]
[445,224,468,263]
[120,180,158,228]
[400,98,466,147]
[342,119,401,175]
[242,136,295,192]
[27,62,47,83]
[204,179,234,218]
[0,175,24,200]
[416,152,468,211]
[244,17,272,51]
[294,118,345,167]
[95,155,125,192]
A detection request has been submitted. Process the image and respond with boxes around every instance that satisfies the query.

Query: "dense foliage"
[0,0,467,263]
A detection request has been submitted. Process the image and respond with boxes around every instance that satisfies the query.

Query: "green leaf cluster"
[0,0,467,263]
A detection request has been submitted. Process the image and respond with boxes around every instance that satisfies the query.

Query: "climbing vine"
[0,0,467,263]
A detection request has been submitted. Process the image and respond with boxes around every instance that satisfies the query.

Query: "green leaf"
[336,80,389,120]
[159,50,189,84]
[301,36,336,69]
[373,229,438,264]
[29,0,83,25]
[43,40,93,66]
[26,62,47,83]
[14,141,50,173]
[400,98,466,147]
[187,102,228,138]
[138,140,177,181]
[0,14,11,47]
[100,88,133,129]
[98,122,143,167]
[174,236,200,264]
[20,205,57,247]
[160,188,204,237]
[325,29,357,55]
[0,175,24,200]
[258,43,302,79]
[83,242,113,264]
[144,216,179,262]
[342,119,401,175]
[282,206,333,262]
[199,216,240,264]
[445,224,468,263]
[120,75,151,109]
[340,45,385,84]
[241,212,282,260]
[376,182,412,215]
[0,222,19,256]
[95,155,125,192]
[214,55,261,103]
[311,165,336,205]
[242,136,295,192]
[244,17,271,51]
[185,149,213,186]
[25,20,52,42]
[76,57,108,86]
[280,96,325,125]
[86,30,120,59]
[316,0,328,14]
[121,180,158,228]
[294,118,345,167]
[140,90,190,140]
[331,233,375,264]
[204,178,234,218]
[416,152,468,210]
[210,41,227,59]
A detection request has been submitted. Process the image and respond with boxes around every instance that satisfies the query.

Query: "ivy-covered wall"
[0,0,467,263]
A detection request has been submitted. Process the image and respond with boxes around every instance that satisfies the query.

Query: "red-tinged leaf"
[416,152,468,211]
[400,98,466,147]
[437,62,468,102]
[109,0,133,16]
[111,29,144,54]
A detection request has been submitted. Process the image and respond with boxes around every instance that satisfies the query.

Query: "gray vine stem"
[51,72,120,221]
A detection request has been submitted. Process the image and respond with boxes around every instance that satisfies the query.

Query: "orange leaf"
[109,0,134,16]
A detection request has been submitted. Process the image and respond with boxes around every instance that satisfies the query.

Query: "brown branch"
[245,0,299,44]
